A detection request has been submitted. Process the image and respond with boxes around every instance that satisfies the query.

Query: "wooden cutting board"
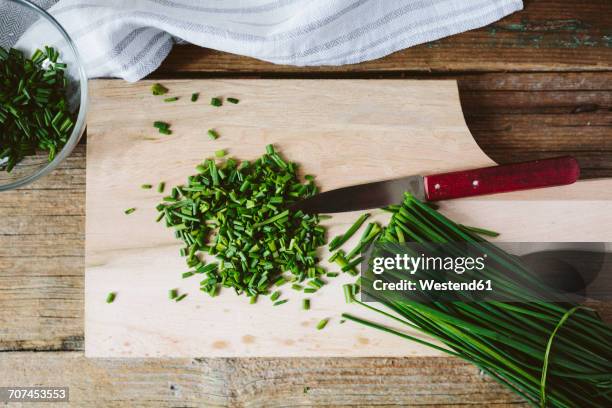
[86,79,612,358]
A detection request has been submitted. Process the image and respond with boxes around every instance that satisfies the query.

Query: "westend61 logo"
[372,253,487,275]
[361,242,612,303]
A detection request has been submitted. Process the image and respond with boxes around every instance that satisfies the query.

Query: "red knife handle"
[423,156,580,201]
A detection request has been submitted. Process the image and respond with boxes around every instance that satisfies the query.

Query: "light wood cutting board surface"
[86,79,612,357]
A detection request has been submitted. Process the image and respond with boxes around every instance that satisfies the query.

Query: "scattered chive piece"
[304,288,317,294]
[308,277,325,289]
[316,318,329,330]
[124,208,136,215]
[141,184,153,189]
[106,292,116,303]
[341,256,363,273]
[182,271,194,279]
[274,277,287,287]
[207,129,219,140]
[157,182,165,193]
[459,224,500,238]
[273,299,289,306]
[164,96,179,103]
[215,149,226,158]
[169,289,178,299]
[291,283,303,291]
[303,298,310,310]
[359,222,374,242]
[154,121,170,130]
[175,293,188,302]
[343,284,354,303]
[191,93,199,102]
[346,223,381,260]
[330,250,357,275]
[227,97,239,104]
[249,295,258,304]
[154,121,172,135]
[329,213,370,252]
[210,97,222,107]
[151,83,168,95]
[270,291,281,301]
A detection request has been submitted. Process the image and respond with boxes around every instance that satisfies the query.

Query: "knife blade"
[292,156,580,214]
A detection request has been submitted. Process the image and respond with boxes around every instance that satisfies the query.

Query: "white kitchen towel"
[6,0,523,81]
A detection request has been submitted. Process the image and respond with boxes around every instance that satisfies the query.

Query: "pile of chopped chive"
[156,145,330,299]
[0,46,75,172]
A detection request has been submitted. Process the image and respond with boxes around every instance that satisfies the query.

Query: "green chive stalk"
[316,318,329,330]
[329,213,370,251]
[344,193,612,408]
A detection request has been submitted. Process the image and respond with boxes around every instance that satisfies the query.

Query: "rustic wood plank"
[158,0,612,75]
[0,353,230,407]
[0,145,85,352]
[458,72,612,177]
[0,353,525,407]
[1,74,611,353]
[458,72,611,91]
[1,73,610,406]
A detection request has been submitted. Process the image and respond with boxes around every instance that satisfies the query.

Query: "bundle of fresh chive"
[342,193,612,407]
[0,46,74,172]
[156,145,328,299]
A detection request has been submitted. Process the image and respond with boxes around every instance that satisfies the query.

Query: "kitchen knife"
[292,156,580,214]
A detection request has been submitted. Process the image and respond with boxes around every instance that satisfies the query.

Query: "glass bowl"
[0,0,87,191]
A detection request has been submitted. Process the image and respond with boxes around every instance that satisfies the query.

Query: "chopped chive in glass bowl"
[0,0,87,191]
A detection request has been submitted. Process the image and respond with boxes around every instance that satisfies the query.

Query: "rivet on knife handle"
[423,156,580,201]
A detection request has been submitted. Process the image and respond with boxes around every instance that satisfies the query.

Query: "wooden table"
[1,1,610,406]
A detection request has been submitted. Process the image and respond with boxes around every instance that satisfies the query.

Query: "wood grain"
[0,353,526,407]
[458,72,612,178]
[153,70,612,179]
[0,15,610,399]
[85,79,491,358]
[158,0,612,75]
[85,79,612,358]
[0,148,85,352]
[1,73,610,405]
